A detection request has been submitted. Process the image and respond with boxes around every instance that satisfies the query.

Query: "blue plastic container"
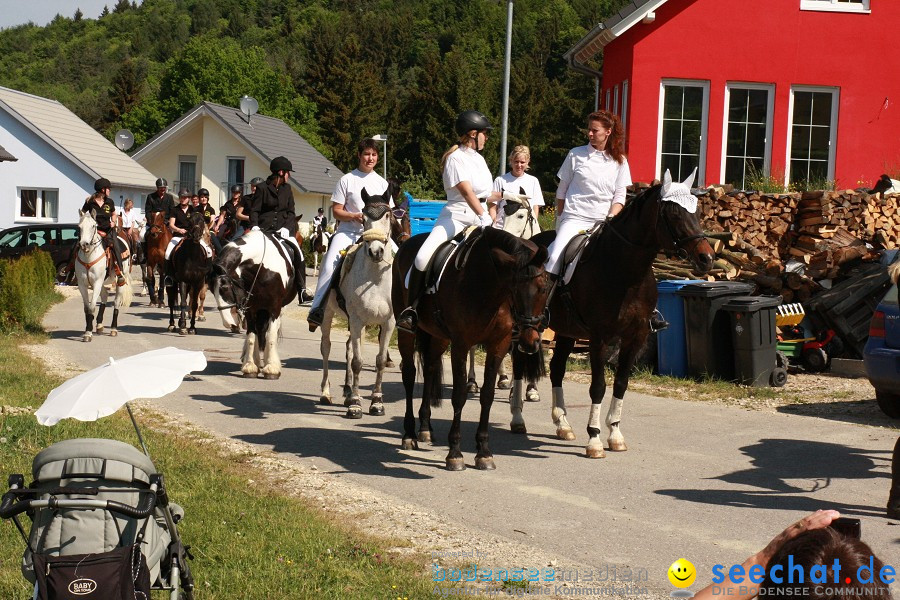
[656,280,705,377]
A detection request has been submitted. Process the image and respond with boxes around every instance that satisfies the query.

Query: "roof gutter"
[564,23,605,108]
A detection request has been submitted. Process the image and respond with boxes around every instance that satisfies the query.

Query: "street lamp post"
[372,134,388,180]
[498,0,514,176]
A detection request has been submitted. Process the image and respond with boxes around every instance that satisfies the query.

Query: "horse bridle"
[503,200,537,236]
[605,197,705,260]
[509,263,549,338]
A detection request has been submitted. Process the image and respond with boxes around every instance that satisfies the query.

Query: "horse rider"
[248,156,313,305]
[119,197,142,264]
[239,177,262,233]
[548,109,668,331]
[306,138,393,331]
[396,110,519,333]
[313,207,327,230]
[213,184,245,243]
[196,188,220,252]
[82,178,126,286]
[489,145,544,229]
[143,177,175,259]
[163,188,195,284]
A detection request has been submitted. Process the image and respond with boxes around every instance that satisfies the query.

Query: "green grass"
[0,330,447,599]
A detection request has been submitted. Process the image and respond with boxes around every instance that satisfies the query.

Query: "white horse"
[75,210,133,342]
[318,189,395,419]
[466,195,542,400]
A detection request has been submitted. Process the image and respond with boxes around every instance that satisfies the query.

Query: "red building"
[566,0,898,190]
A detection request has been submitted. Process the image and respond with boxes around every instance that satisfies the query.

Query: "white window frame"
[613,85,620,116]
[605,89,611,111]
[720,83,775,188]
[785,85,839,187]
[800,0,870,13]
[621,80,629,132]
[657,79,710,185]
[227,156,245,185]
[17,188,59,222]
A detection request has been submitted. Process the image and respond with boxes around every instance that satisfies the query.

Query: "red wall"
[601,0,900,188]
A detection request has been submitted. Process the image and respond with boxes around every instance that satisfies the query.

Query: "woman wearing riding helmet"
[306,138,393,331]
[396,110,520,333]
[214,184,246,242]
[81,177,126,285]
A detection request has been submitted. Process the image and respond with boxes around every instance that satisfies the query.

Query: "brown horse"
[144,211,172,307]
[167,212,212,335]
[510,170,715,458]
[392,227,550,471]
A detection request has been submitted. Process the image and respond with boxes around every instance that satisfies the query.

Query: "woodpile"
[651,187,896,303]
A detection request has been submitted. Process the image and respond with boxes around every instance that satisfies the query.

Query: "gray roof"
[135,101,343,195]
[604,1,663,31]
[0,143,16,161]
[568,0,671,62]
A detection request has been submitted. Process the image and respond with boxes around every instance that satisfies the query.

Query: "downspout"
[564,23,605,109]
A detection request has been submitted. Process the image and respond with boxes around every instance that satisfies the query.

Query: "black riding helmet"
[94,177,111,192]
[155,177,168,188]
[178,188,191,198]
[198,188,210,198]
[270,156,292,173]
[230,184,243,194]
[249,177,264,186]
[455,110,493,137]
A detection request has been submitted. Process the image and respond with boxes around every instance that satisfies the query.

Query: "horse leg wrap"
[606,395,627,452]
[509,379,526,434]
[586,404,605,459]
[551,387,575,440]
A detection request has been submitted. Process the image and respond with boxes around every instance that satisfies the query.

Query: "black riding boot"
[108,238,126,285]
[889,437,900,519]
[396,267,427,334]
[650,308,669,332]
[291,245,311,305]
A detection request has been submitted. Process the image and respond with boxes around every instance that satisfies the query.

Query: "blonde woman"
[489,145,544,229]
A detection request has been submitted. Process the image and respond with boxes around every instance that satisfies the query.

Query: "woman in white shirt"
[545,110,631,277]
[396,110,508,333]
[307,138,390,330]
[489,145,544,230]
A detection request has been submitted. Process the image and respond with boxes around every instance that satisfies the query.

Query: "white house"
[132,101,343,219]
[0,86,156,230]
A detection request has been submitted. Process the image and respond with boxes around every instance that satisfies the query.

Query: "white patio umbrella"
[36,347,207,426]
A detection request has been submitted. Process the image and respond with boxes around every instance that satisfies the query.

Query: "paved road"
[43,286,900,597]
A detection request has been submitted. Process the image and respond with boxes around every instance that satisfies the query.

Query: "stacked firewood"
[651,187,895,302]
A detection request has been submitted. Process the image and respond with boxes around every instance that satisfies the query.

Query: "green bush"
[0,251,61,332]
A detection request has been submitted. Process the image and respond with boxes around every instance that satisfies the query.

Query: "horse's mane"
[480,227,538,266]
[607,183,663,227]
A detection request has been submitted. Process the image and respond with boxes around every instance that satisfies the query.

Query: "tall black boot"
[396,267,427,333]
[292,245,311,305]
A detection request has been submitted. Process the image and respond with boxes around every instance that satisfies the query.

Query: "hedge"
[0,250,60,332]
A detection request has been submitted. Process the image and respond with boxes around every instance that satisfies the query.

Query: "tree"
[113,0,131,13]
[74,8,83,22]
[100,5,109,18]
[105,57,143,124]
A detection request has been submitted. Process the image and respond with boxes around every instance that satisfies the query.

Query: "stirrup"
[649,309,669,333]
[307,306,325,332]
[396,307,418,334]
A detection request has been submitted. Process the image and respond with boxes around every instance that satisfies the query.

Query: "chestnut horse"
[392,227,550,471]
[509,170,715,458]
[144,211,172,307]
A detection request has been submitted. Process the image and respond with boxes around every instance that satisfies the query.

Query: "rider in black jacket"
[249,157,312,304]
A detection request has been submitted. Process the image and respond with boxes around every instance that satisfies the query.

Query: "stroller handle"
[1,482,159,520]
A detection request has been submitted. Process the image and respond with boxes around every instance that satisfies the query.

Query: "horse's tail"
[414,329,443,408]
[116,273,133,309]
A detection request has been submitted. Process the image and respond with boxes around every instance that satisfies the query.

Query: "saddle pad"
[165,238,212,260]
[428,226,480,293]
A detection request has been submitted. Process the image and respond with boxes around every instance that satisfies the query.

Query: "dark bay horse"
[167,211,212,335]
[144,211,172,307]
[208,229,298,378]
[510,170,714,458]
[392,227,550,471]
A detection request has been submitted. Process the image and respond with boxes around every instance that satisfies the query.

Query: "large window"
[659,80,709,183]
[18,188,58,221]
[178,156,197,193]
[227,157,245,188]
[788,87,838,187]
[800,0,869,13]
[723,84,774,189]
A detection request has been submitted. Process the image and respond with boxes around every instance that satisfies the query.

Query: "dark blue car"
[863,281,900,419]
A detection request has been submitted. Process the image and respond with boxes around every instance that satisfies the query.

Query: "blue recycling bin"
[656,280,704,377]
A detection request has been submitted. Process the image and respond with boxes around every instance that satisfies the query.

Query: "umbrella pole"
[126,402,152,458]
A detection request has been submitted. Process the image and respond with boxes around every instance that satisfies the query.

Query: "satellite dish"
[239,95,258,123]
[115,129,134,152]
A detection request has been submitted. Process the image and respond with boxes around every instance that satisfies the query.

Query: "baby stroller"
[1,438,194,599]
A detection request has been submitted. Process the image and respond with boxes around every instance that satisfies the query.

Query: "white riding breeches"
[544,214,600,276]
[412,213,471,272]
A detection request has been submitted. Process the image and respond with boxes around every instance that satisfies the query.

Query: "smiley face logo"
[668,559,696,588]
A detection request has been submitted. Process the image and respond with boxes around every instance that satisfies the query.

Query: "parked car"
[0,223,79,283]
[863,280,900,419]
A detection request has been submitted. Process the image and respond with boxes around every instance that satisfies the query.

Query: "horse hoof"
[475,456,496,470]
[242,372,258,379]
[230,325,240,333]
[466,380,479,394]
[417,431,432,444]
[167,325,175,332]
[385,359,395,369]
[557,427,576,441]
[262,372,280,380]
[401,438,418,451]
[345,406,363,419]
[82,335,92,342]
[446,457,466,471]
[369,404,385,416]
[585,445,606,459]
[95,325,104,333]
[607,439,628,452]
[319,395,333,405]
[109,329,117,337]
[497,375,511,390]
[179,329,188,336]
[510,423,527,435]
[525,388,541,402]
[198,315,206,322]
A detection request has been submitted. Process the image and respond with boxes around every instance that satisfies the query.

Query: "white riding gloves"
[251,226,260,232]
[478,212,493,228]
[278,227,289,238]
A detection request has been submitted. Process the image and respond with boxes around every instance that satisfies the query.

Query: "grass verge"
[0,330,445,599]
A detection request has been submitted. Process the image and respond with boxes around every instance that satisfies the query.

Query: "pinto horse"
[209,229,299,379]
[74,211,133,342]
[318,189,396,418]
[144,211,172,307]
[392,228,550,471]
[310,220,330,275]
[510,170,714,458]
[166,211,212,335]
